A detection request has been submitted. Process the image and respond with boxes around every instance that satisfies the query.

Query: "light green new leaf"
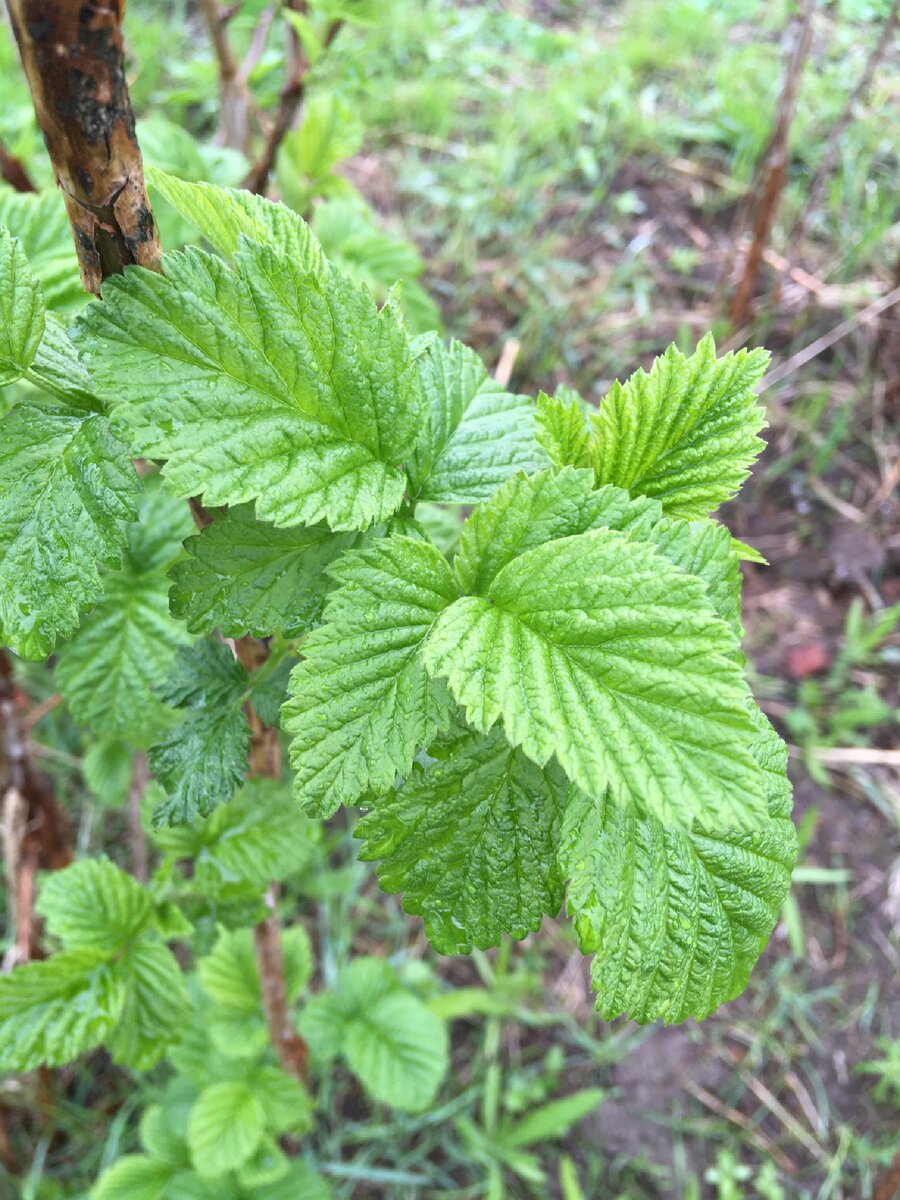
[0,949,123,1071]
[284,535,457,816]
[169,504,365,637]
[425,525,766,831]
[148,641,250,826]
[343,991,449,1112]
[561,710,796,1023]
[145,169,326,273]
[188,1082,267,1178]
[55,479,193,740]
[91,1156,176,1200]
[643,515,743,639]
[0,187,82,310]
[251,1065,314,1136]
[36,856,153,952]
[0,225,44,385]
[453,467,659,595]
[27,312,98,406]
[299,957,397,1064]
[56,572,190,741]
[253,1162,334,1200]
[299,957,448,1112]
[503,1088,605,1148]
[591,334,769,518]
[106,942,189,1070]
[153,778,319,892]
[456,467,742,643]
[357,723,568,953]
[0,398,139,660]
[82,738,134,808]
[76,241,422,531]
[407,337,546,502]
[535,390,592,469]
[199,925,312,1014]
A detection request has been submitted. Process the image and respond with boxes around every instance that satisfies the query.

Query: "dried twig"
[242,3,342,195]
[760,283,900,390]
[794,0,899,242]
[0,139,36,193]
[4,0,162,295]
[729,0,816,327]
[495,339,520,387]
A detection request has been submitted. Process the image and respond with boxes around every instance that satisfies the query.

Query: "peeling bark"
[5,0,162,294]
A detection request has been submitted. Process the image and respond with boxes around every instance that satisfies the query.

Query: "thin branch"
[4,0,162,295]
[200,0,256,154]
[729,0,816,327]
[759,282,900,390]
[0,139,36,193]
[242,4,342,195]
[794,0,898,242]
[1,650,72,968]
[128,753,149,883]
[239,3,278,86]
[231,635,310,1084]
[254,889,309,1083]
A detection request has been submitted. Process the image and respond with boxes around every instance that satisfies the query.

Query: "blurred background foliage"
[0,0,897,1197]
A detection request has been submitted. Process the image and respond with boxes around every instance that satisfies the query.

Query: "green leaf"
[535,390,591,470]
[188,1082,267,1178]
[452,467,659,596]
[145,169,325,273]
[0,224,44,384]
[503,1088,605,1148]
[357,723,568,953]
[153,778,319,892]
[308,0,380,25]
[560,709,796,1023]
[82,738,134,808]
[106,942,189,1070]
[311,200,440,335]
[76,242,423,531]
[425,513,765,831]
[140,1094,192,1167]
[27,312,98,406]
[0,187,82,310]
[91,1156,176,1200]
[237,1136,290,1189]
[199,925,312,1014]
[250,1065,314,1136]
[407,337,546,502]
[591,334,769,518]
[343,990,449,1112]
[249,656,294,727]
[0,949,123,1071]
[642,515,743,639]
[284,535,457,816]
[36,856,153,951]
[254,1162,334,1200]
[169,504,365,638]
[299,956,395,1062]
[299,956,448,1110]
[284,92,363,182]
[148,641,250,826]
[0,398,139,660]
